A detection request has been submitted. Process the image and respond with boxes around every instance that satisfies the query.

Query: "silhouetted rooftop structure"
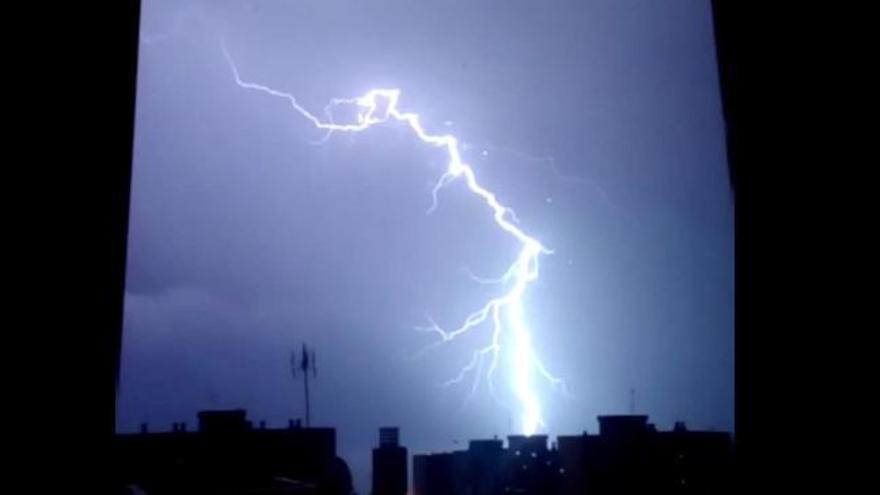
[413,415,732,495]
[372,427,407,495]
[507,434,549,454]
[597,414,650,437]
[468,438,503,456]
[115,409,353,495]
[198,409,249,433]
[379,427,400,447]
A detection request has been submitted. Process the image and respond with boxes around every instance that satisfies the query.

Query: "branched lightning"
[222,45,565,436]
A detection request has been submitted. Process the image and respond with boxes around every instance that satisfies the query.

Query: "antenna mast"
[291,344,317,427]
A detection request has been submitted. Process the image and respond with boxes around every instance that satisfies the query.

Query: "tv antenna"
[291,343,317,427]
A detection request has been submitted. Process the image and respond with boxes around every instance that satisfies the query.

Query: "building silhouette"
[557,415,733,494]
[116,412,731,494]
[371,427,407,495]
[413,434,560,495]
[413,415,732,495]
[115,409,354,494]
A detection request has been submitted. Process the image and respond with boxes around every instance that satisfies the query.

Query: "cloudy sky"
[120,0,733,491]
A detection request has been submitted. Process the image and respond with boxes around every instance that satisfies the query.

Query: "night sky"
[119,0,733,491]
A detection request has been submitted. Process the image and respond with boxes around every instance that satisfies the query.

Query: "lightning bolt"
[222,45,566,436]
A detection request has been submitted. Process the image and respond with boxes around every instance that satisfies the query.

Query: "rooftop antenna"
[629,388,636,414]
[291,343,317,427]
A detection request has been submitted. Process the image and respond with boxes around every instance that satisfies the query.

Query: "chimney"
[140,423,148,434]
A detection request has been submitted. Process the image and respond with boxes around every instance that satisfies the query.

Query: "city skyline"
[116,407,733,494]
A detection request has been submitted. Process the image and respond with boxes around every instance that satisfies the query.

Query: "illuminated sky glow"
[223,46,567,435]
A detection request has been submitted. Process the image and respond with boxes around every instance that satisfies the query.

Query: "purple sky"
[120,1,733,491]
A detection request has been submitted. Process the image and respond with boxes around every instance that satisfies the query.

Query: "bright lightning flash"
[223,47,566,436]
